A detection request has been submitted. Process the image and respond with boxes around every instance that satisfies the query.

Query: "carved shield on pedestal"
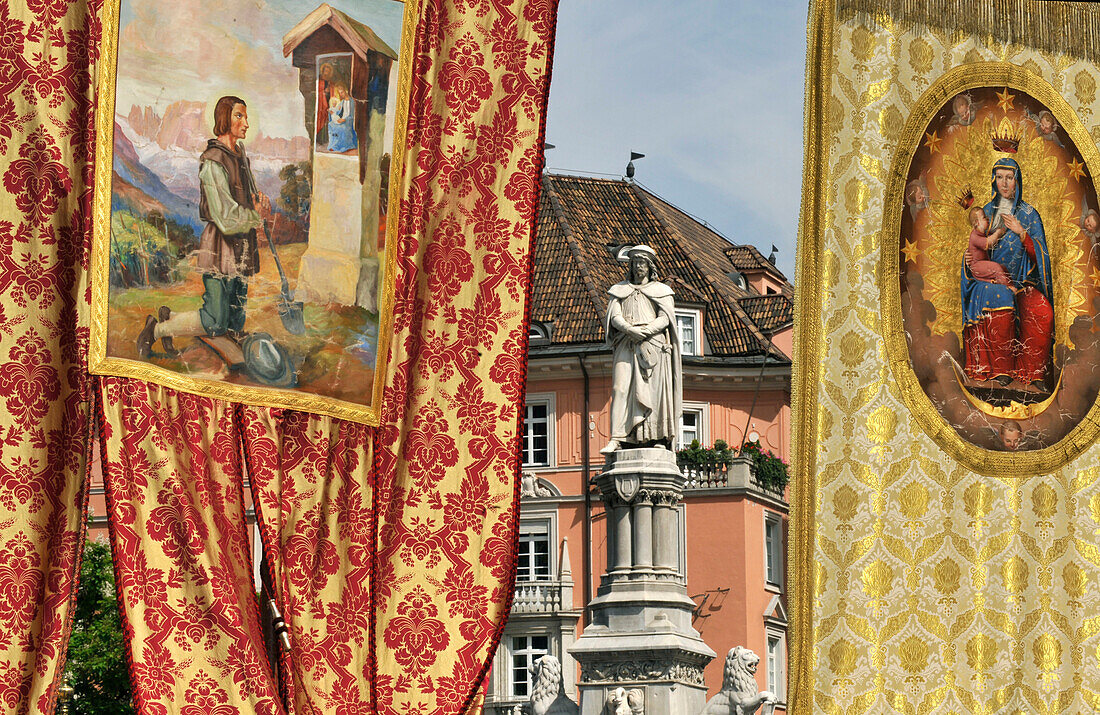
[615,474,640,503]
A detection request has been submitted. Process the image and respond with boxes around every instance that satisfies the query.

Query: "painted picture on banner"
[898,83,1100,452]
[91,0,407,423]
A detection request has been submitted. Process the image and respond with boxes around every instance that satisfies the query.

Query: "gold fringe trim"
[838,0,1100,61]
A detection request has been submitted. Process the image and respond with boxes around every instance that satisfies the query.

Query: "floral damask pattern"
[371,0,558,712]
[0,0,556,713]
[240,407,373,715]
[0,0,97,712]
[98,379,282,715]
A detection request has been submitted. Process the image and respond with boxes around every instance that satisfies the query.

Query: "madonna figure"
[961,157,1054,388]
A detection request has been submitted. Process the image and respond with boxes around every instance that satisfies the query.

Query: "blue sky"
[544,1,808,281]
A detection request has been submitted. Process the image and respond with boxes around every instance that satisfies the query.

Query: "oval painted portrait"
[889,67,1100,465]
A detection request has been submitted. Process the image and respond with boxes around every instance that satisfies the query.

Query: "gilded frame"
[880,62,1100,476]
[90,0,420,425]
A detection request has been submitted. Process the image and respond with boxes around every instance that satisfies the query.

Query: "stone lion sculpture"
[699,646,777,715]
[603,686,643,714]
[525,655,578,715]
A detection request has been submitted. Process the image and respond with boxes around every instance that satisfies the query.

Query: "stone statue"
[600,245,682,454]
[699,647,777,715]
[604,686,644,714]
[520,655,579,715]
[521,472,552,498]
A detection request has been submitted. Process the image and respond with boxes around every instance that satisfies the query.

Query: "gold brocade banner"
[793,1,1100,712]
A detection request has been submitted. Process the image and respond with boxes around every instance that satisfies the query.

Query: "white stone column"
[654,495,678,575]
[633,491,654,571]
[612,500,632,575]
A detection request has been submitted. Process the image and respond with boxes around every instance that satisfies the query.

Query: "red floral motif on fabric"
[402,402,460,493]
[99,380,281,715]
[382,586,449,675]
[0,334,60,428]
[0,3,95,712]
[0,660,30,710]
[424,215,475,302]
[3,127,71,229]
[438,34,493,122]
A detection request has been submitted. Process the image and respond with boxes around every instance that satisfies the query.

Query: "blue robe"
[327,98,357,154]
[960,158,1053,328]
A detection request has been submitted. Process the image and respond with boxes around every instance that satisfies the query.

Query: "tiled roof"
[532,174,792,359]
[724,245,785,280]
[738,295,793,332]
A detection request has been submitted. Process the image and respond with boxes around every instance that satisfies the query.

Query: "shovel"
[261,215,305,335]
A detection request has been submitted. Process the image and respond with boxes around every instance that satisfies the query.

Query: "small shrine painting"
[91,0,407,424]
[897,83,1100,452]
[314,54,356,155]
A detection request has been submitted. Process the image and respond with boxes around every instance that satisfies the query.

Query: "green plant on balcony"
[740,440,790,493]
[676,439,735,472]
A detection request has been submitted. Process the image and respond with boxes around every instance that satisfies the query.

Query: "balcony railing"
[678,455,786,497]
[511,579,571,614]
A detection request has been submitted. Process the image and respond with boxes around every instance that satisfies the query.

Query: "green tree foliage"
[145,209,198,254]
[66,539,134,715]
[278,160,312,219]
[109,211,183,287]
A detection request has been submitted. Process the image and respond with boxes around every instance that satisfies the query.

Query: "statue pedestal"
[570,448,715,715]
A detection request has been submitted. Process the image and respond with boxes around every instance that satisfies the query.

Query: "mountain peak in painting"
[123,101,309,161]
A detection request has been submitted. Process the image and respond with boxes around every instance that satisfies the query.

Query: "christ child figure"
[967,206,1013,289]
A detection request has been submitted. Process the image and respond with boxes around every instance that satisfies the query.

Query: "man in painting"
[599,244,682,455]
[316,62,335,146]
[137,95,271,357]
[961,157,1054,389]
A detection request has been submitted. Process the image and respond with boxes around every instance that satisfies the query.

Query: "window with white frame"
[517,524,551,581]
[521,394,554,467]
[679,401,708,449]
[680,409,701,447]
[510,634,549,697]
[766,630,786,702]
[675,309,702,356]
[765,512,783,589]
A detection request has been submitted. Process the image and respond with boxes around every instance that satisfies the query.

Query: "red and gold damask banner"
[97,379,283,714]
[96,0,557,713]
[0,0,556,712]
[0,0,98,711]
[370,0,557,711]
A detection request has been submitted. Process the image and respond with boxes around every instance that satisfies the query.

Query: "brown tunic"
[197,139,260,277]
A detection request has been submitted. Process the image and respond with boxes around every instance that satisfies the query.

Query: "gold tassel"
[837,0,1100,61]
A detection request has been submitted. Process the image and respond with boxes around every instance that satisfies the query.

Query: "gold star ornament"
[924,131,942,154]
[1068,158,1087,181]
[996,88,1015,112]
[902,238,920,265]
